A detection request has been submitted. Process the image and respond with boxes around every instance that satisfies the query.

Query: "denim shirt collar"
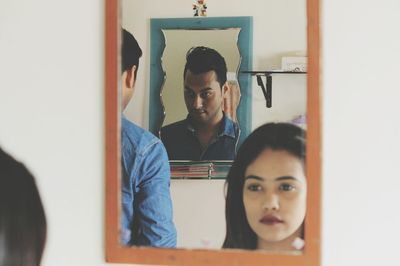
[185,112,237,139]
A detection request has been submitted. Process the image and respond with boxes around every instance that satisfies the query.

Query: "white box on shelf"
[281,56,307,72]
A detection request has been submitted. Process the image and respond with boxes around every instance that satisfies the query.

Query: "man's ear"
[222,81,229,97]
[124,65,137,89]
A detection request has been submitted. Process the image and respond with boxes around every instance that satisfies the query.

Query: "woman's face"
[243,148,306,248]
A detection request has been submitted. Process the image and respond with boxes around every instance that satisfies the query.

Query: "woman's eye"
[279,183,295,191]
[247,184,262,192]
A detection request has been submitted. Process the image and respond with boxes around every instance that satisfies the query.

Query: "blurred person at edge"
[0,147,47,266]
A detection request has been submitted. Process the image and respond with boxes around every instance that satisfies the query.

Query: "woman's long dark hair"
[0,148,47,266]
[222,123,306,249]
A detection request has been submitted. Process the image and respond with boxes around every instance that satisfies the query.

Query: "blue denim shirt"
[160,113,240,160]
[121,116,176,247]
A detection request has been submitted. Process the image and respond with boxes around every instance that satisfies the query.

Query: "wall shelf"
[241,70,307,108]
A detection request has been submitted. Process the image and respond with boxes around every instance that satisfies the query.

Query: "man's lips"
[191,110,206,115]
[259,215,284,225]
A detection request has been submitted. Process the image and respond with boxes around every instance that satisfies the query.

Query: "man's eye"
[247,184,262,192]
[185,91,194,98]
[200,92,211,98]
[279,183,295,191]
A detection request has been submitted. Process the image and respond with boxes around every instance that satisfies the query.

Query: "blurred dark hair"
[222,123,306,249]
[121,28,142,78]
[183,46,227,88]
[0,148,47,266]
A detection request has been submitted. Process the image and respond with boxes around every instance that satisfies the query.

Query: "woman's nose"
[262,193,279,211]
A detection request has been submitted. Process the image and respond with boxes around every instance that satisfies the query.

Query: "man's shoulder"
[122,118,162,155]
[221,114,240,138]
[160,119,187,135]
[224,114,236,125]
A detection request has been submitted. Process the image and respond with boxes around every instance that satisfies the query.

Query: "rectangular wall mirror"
[105,0,320,265]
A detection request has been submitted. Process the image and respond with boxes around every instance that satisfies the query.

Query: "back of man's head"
[183,46,227,88]
[122,29,143,78]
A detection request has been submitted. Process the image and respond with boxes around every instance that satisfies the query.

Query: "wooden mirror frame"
[105,0,320,265]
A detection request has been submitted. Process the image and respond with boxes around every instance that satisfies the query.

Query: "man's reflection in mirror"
[120,29,176,247]
[223,123,306,251]
[160,46,240,160]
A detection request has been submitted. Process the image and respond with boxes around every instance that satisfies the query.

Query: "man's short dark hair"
[121,28,142,78]
[183,46,227,88]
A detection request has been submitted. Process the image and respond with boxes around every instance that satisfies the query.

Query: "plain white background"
[1,0,400,265]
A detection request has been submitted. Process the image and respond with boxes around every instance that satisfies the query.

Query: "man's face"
[184,70,225,126]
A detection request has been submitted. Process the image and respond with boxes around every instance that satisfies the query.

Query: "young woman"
[223,123,306,251]
[0,148,47,266]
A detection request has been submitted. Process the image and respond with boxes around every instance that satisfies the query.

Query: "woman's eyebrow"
[275,176,298,181]
[244,175,264,181]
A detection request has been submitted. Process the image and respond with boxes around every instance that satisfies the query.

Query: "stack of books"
[170,161,232,179]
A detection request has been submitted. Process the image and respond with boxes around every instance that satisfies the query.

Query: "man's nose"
[262,193,279,211]
[192,95,203,109]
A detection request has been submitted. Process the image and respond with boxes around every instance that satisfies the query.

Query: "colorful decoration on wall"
[192,0,207,17]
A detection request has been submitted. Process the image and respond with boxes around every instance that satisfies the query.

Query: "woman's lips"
[259,215,284,225]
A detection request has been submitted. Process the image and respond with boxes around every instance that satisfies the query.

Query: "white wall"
[321,1,400,265]
[1,1,400,266]
[170,180,226,249]
[0,1,123,265]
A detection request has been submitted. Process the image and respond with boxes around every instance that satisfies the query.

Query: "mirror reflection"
[223,123,306,252]
[121,0,307,251]
[120,29,176,247]
[149,17,253,155]
[160,45,240,161]
[161,29,241,126]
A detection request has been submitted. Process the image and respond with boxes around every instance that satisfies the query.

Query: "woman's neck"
[257,228,303,251]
